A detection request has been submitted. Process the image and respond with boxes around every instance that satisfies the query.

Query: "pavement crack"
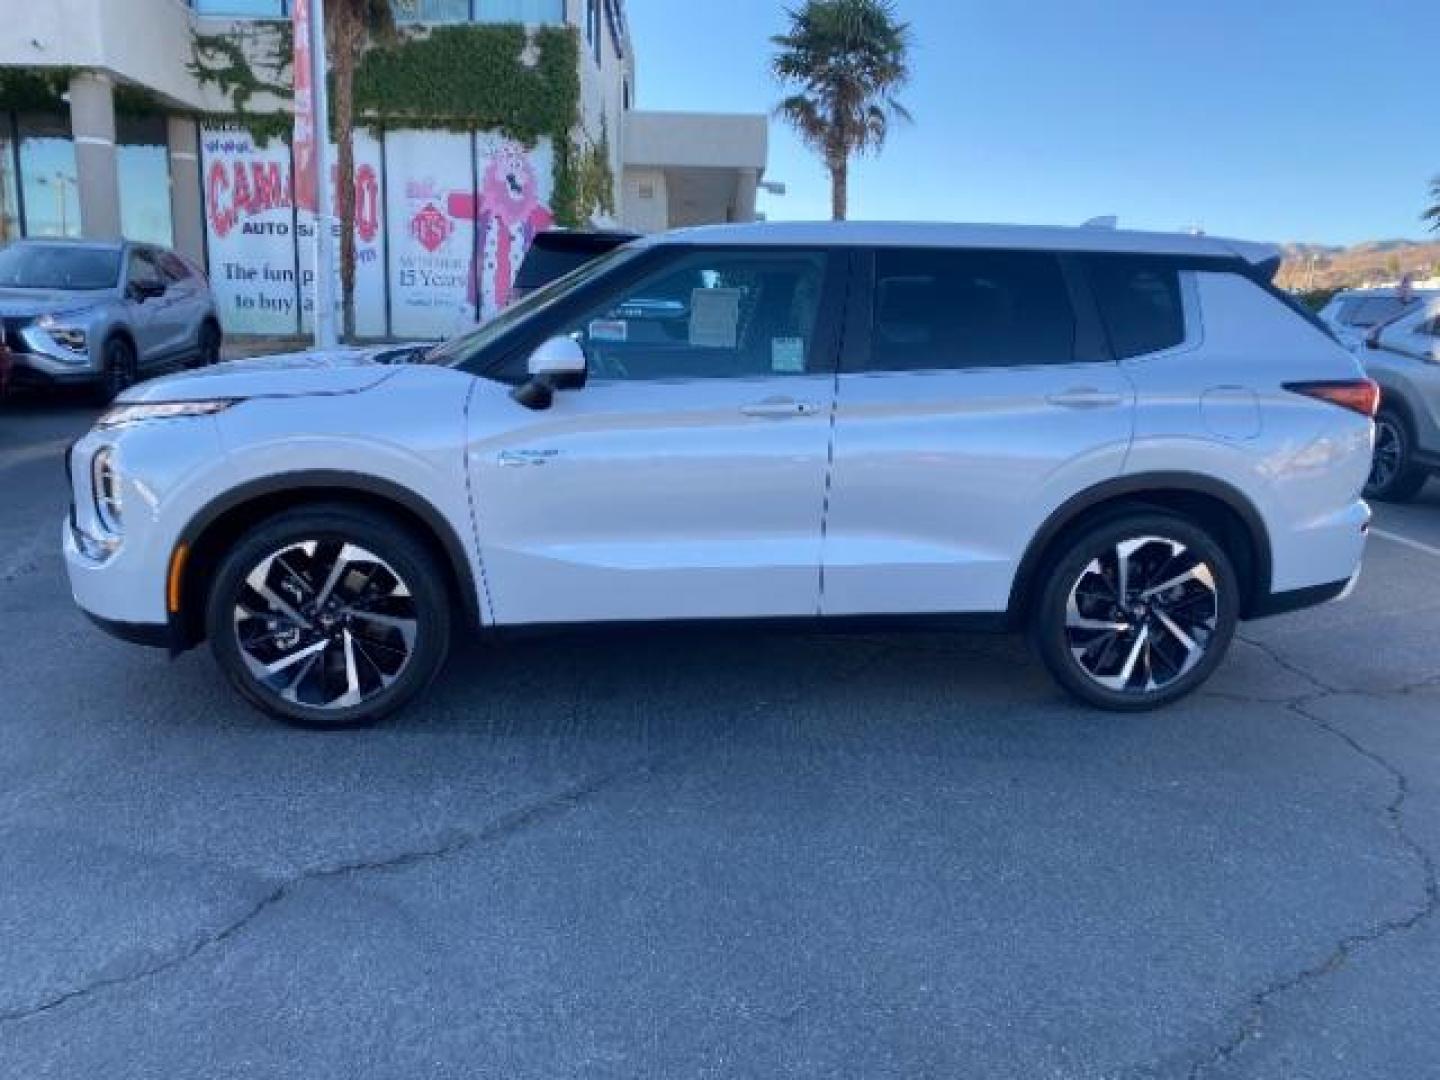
[0,757,657,1027]
[1184,690,1440,1079]
[1234,633,1341,695]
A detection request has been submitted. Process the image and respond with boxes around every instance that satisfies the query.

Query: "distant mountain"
[1276,238,1440,292]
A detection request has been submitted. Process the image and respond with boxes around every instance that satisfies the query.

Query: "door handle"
[1047,387,1125,409]
[740,397,819,419]
[498,448,558,467]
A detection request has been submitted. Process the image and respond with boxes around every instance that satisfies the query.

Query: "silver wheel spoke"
[264,638,328,675]
[1065,534,1219,697]
[234,539,417,711]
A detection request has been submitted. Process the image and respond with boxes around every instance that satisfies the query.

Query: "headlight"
[36,308,95,330]
[49,328,88,352]
[92,446,122,534]
[97,399,238,429]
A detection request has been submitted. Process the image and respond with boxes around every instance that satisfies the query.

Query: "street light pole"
[307,0,339,349]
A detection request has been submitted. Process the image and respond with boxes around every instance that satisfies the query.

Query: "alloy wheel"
[1064,536,1220,694]
[1369,417,1403,492]
[232,540,419,710]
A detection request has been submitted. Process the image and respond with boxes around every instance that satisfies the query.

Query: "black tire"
[192,321,223,368]
[1029,511,1239,712]
[1364,409,1429,503]
[206,505,452,729]
[96,336,137,404]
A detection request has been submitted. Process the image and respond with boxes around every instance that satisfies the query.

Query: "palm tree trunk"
[829,155,848,221]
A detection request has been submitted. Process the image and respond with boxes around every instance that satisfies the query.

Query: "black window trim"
[471,242,853,385]
[842,245,1113,376]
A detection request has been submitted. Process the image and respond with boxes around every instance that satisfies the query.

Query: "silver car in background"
[0,239,222,401]
[1361,296,1440,501]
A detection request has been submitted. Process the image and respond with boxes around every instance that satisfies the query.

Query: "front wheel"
[207,506,452,729]
[1031,512,1239,711]
[96,336,137,403]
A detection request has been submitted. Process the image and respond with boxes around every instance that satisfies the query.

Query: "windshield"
[0,244,121,291]
[424,244,643,369]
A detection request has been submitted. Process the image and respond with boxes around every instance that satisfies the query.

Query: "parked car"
[1317,286,1436,350]
[511,229,639,303]
[64,222,1375,727]
[0,238,222,400]
[1359,296,1440,501]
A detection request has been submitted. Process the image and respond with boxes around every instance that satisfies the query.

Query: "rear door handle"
[1047,387,1125,409]
[740,397,820,419]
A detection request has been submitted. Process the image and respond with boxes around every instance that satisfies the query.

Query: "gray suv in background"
[0,239,222,401]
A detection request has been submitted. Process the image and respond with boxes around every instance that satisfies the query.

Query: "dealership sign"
[202,124,557,339]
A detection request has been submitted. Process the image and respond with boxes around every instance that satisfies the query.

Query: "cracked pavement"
[4,398,1440,1079]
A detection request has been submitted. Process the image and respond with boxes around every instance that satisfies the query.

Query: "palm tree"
[323,0,394,339]
[772,0,913,221]
[1424,175,1440,233]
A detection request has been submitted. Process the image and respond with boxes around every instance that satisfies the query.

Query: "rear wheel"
[206,506,452,729]
[1364,409,1429,503]
[1031,512,1239,711]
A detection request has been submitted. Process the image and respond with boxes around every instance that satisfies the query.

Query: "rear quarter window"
[1080,254,1186,359]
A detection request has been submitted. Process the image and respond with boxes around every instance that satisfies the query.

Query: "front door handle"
[740,397,820,419]
[1047,387,1125,409]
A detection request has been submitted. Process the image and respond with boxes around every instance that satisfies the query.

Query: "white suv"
[64,223,1376,727]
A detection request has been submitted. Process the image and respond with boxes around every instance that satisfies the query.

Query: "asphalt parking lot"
[2,394,1439,1080]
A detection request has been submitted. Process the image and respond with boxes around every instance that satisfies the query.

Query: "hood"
[117,343,423,404]
[0,288,115,318]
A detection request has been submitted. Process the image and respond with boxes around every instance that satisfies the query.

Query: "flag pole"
[308,0,339,348]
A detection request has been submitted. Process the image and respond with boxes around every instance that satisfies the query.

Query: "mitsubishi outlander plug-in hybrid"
[64,223,1375,727]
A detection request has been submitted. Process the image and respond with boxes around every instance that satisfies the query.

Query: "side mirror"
[129,280,165,303]
[512,335,587,410]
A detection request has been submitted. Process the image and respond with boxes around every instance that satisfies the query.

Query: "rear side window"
[1082,255,1186,359]
[866,248,1078,371]
[1340,296,1414,328]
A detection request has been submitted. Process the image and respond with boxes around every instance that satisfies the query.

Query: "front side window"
[126,249,165,291]
[559,250,830,381]
[865,248,1078,371]
[1083,254,1185,359]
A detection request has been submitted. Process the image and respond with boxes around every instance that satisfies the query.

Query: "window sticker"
[771,337,806,373]
[689,287,743,348]
[589,319,628,342]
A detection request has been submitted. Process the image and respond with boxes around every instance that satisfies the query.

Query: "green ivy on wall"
[352,24,586,225]
[0,68,173,118]
[188,21,602,227]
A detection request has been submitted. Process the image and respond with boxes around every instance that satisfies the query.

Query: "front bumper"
[3,321,100,385]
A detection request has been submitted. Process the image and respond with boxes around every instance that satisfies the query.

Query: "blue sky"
[626,0,1436,246]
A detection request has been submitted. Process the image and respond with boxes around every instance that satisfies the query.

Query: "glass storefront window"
[192,0,288,15]
[478,0,564,22]
[118,117,173,247]
[392,0,470,22]
[17,114,80,239]
[0,121,20,244]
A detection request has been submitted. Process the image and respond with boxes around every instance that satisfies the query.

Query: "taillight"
[1283,379,1381,418]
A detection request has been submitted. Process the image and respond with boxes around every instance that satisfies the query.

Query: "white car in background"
[63,222,1375,727]
[1318,286,1437,350]
[1360,296,1440,501]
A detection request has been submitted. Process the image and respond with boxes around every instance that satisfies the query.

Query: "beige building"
[0,0,768,335]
